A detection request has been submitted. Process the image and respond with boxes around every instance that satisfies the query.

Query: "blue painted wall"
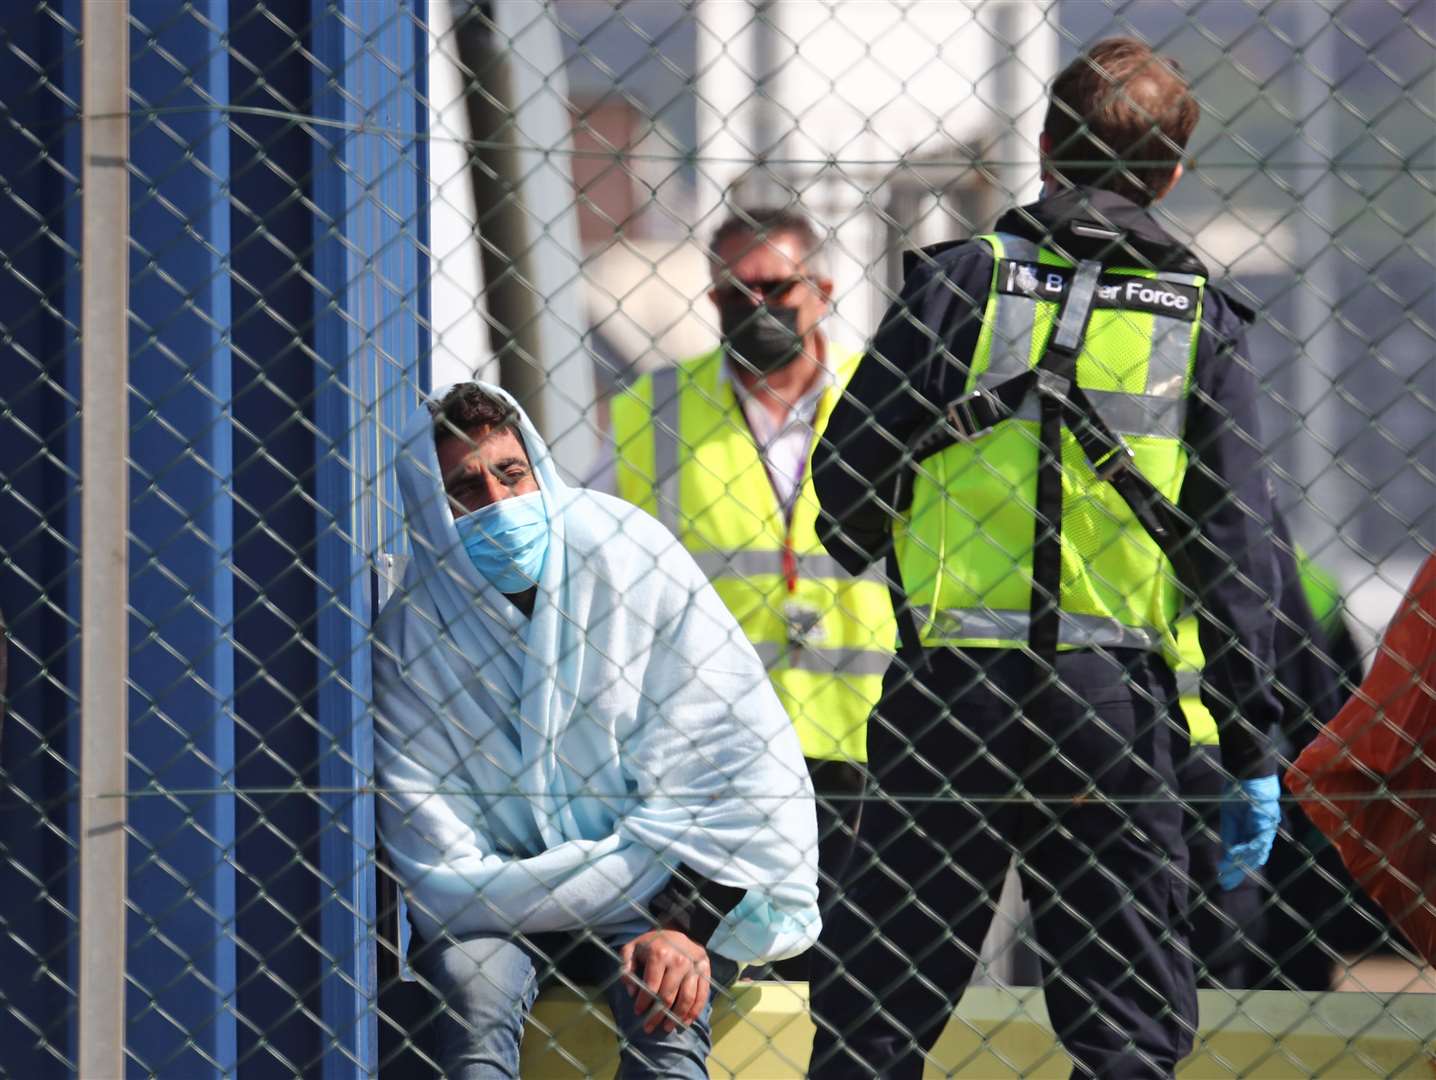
[310,2,429,1074]
[126,3,238,1072]
[0,3,83,1076]
[0,2,429,1075]
[228,6,327,1070]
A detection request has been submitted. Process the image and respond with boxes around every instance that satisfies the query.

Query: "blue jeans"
[413,931,737,1079]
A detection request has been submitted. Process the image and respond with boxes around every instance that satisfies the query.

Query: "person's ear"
[1154,161,1184,202]
[815,276,834,304]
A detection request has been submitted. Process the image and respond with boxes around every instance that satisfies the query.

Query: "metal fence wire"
[0,0,1432,1077]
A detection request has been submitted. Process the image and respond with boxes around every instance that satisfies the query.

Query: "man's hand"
[1217,774,1281,891]
[619,929,711,1034]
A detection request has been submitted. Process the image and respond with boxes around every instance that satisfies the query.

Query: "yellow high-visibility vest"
[898,232,1205,652]
[610,347,896,762]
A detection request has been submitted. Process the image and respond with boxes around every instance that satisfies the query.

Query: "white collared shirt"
[726,361,832,514]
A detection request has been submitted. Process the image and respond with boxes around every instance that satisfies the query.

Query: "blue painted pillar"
[311,2,428,1074]
[0,3,84,1076]
[4,2,431,1075]
[125,2,237,1075]
[227,9,328,1073]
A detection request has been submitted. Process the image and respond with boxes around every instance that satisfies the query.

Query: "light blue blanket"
[373,384,820,963]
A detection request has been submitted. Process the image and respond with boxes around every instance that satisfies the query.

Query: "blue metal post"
[227,6,329,1073]
[311,2,428,1073]
[125,1,237,1074]
[0,3,84,1075]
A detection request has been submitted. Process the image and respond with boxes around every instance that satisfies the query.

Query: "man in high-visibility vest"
[808,39,1285,1077]
[610,208,896,974]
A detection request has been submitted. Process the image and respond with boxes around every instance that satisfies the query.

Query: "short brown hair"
[431,383,518,448]
[708,206,827,277]
[1043,38,1199,205]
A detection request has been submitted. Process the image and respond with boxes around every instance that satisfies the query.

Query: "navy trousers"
[1179,743,1266,988]
[809,647,1197,1080]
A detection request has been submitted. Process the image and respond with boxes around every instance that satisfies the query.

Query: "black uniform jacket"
[812,188,1282,778]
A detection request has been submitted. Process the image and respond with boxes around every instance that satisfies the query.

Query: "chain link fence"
[0,0,1432,1076]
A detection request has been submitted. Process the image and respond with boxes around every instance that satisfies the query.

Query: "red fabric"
[1286,554,1436,965]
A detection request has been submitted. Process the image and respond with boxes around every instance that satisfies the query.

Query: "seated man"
[374,382,820,1079]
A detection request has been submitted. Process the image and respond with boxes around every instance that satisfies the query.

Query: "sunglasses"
[714,275,806,305]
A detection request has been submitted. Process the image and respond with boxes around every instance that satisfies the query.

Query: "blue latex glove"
[1217,774,1281,891]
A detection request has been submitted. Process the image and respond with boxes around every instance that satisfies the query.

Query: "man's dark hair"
[708,206,827,276]
[1043,38,1199,205]
[431,383,518,448]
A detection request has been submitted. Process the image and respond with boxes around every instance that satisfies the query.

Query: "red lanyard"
[783,536,798,595]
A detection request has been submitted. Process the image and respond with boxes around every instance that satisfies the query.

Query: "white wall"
[427,0,494,389]
[426,1,598,480]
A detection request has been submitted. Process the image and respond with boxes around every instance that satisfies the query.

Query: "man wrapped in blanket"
[374,382,820,1079]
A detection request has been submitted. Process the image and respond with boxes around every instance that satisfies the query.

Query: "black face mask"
[719,299,804,375]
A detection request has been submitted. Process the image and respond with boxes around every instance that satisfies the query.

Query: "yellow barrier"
[519,984,1436,1078]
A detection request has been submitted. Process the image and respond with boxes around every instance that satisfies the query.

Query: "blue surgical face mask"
[454,490,550,594]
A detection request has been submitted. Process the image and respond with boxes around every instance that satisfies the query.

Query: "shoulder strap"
[1027,261,1101,655]
[1029,266,1201,625]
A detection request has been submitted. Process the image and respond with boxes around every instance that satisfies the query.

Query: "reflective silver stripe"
[1175,670,1202,699]
[929,608,1161,651]
[1082,389,1186,440]
[692,549,890,585]
[692,549,780,578]
[982,234,1042,385]
[857,562,891,587]
[1145,272,1201,398]
[650,366,680,532]
[753,642,892,677]
[1005,389,1184,439]
[1147,317,1194,399]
